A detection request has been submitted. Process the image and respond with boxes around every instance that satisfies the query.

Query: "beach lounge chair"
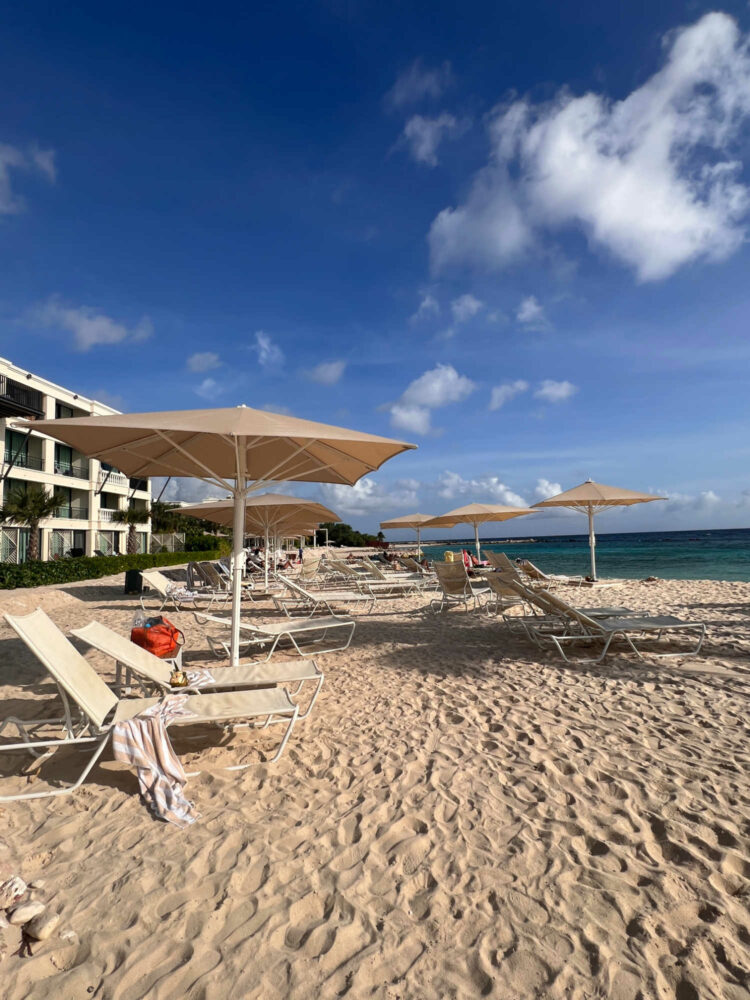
[0,610,301,802]
[518,558,585,588]
[360,555,429,589]
[399,555,435,578]
[71,621,324,718]
[274,575,378,616]
[430,562,490,613]
[140,568,227,613]
[191,609,355,660]
[504,584,706,663]
[483,573,526,616]
[497,577,637,635]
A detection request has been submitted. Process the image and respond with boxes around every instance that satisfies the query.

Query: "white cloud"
[152,477,227,504]
[437,470,527,507]
[401,364,475,409]
[387,60,452,107]
[30,298,153,351]
[386,363,476,436]
[450,293,483,323]
[410,292,440,323]
[307,360,346,385]
[534,478,563,500]
[319,477,419,517]
[29,145,56,183]
[253,331,284,371]
[489,379,529,410]
[195,377,220,400]
[0,142,55,214]
[187,351,221,372]
[401,113,460,166]
[534,379,578,403]
[662,488,721,510]
[516,296,549,330]
[262,402,292,415]
[388,403,432,436]
[429,13,750,281]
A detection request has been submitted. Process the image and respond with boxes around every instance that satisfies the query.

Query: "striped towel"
[185,668,215,688]
[112,696,199,828]
[166,584,200,603]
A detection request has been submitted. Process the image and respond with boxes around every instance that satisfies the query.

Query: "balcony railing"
[54,505,89,520]
[54,461,90,480]
[0,375,44,418]
[98,469,129,488]
[5,452,45,472]
[98,508,121,522]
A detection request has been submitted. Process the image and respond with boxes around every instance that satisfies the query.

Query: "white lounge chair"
[71,621,323,719]
[275,575,378,616]
[140,568,227,613]
[430,562,489,613]
[191,609,355,660]
[0,610,300,802]
[505,584,706,663]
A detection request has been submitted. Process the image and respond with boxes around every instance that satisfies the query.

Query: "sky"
[2,1,750,539]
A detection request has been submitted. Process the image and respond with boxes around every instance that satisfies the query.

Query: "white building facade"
[0,357,151,563]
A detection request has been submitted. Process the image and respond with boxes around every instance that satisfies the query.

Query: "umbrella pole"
[416,526,421,560]
[474,523,480,561]
[588,505,597,581]
[265,526,269,590]
[230,486,246,667]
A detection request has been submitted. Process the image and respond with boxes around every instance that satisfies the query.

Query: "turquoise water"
[421,528,750,582]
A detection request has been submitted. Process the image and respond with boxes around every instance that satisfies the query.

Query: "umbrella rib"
[150,431,236,490]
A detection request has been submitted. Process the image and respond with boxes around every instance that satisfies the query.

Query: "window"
[4,429,28,465]
[55,403,75,419]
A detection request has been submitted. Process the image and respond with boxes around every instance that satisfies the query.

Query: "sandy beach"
[1,572,749,999]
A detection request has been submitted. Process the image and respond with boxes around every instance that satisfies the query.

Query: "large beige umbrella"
[19,406,414,664]
[425,503,537,560]
[379,512,434,559]
[177,493,342,588]
[533,479,666,580]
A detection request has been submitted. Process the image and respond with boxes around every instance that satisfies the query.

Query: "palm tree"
[112,506,151,555]
[0,485,66,561]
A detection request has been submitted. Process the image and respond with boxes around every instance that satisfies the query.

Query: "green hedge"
[0,550,220,590]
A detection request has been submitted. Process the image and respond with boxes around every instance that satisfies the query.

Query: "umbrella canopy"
[379,512,434,559]
[533,479,666,579]
[21,406,414,663]
[425,503,537,559]
[176,493,341,587]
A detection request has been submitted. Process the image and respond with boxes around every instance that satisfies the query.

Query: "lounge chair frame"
[1,610,300,802]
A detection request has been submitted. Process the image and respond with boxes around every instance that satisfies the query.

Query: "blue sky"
[2,1,750,538]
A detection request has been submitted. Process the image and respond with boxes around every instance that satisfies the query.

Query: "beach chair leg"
[0,733,111,802]
[294,674,324,720]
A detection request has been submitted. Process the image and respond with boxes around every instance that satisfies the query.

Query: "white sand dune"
[1,573,749,998]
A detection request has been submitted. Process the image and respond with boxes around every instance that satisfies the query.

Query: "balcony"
[54,504,89,520]
[0,375,44,419]
[98,469,129,489]
[5,452,45,472]
[53,461,90,481]
[98,508,120,522]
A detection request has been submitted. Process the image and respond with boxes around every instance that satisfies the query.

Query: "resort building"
[0,356,151,563]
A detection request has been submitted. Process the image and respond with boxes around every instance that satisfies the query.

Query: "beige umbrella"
[425,503,537,560]
[533,479,666,580]
[19,406,414,664]
[379,512,434,559]
[177,493,341,588]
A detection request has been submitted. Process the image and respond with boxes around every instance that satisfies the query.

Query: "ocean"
[420,527,750,582]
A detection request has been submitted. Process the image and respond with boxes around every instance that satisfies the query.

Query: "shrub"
[0,549,220,590]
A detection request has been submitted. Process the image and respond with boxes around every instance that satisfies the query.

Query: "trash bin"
[124,569,143,594]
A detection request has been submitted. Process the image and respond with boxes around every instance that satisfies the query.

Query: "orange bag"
[130,616,185,659]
